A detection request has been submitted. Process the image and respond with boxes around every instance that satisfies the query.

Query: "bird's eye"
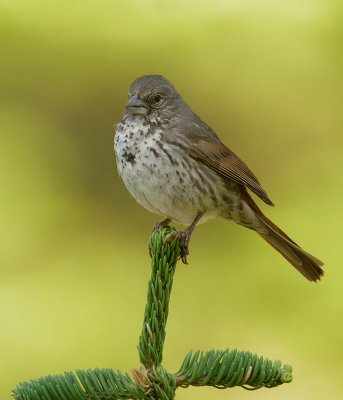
[153,94,163,104]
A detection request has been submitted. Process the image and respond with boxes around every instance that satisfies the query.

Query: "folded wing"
[188,138,274,206]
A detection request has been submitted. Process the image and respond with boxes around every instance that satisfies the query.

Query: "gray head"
[125,75,185,121]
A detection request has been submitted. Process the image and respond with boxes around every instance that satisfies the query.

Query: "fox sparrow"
[114,75,324,281]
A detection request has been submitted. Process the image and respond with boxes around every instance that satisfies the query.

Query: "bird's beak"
[125,95,148,115]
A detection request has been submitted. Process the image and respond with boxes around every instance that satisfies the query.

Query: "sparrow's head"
[125,75,184,120]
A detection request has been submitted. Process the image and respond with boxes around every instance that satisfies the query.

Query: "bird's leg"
[167,212,204,264]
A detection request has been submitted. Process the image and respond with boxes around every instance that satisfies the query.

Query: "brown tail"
[242,190,324,281]
[259,221,324,281]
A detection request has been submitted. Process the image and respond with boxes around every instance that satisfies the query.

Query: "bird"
[114,74,324,281]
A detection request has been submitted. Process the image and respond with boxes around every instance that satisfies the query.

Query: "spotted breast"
[114,115,235,225]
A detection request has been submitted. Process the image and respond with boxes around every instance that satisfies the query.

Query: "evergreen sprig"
[175,349,293,390]
[12,226,293,400]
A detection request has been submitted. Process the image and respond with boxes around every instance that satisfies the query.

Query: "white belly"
[114,117,232,224]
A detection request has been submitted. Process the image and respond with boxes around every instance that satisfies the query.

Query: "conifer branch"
[12,226,292,400]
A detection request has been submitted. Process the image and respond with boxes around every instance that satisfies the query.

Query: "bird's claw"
[165,230,190,264]
[151,216,198,264]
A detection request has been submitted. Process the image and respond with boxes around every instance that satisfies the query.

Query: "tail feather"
[260,228,324,281]
[241,189,324,281]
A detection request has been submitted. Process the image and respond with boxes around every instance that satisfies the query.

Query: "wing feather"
[189,139,274,206]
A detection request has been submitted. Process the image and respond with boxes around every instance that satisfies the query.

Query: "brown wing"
[189,139,274,206]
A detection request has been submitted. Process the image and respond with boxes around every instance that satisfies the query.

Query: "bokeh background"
[1,1,342,399]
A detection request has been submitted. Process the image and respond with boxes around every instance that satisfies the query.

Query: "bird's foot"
[166,229,191,264]
[165,212,204,264]
[151,212,203,263]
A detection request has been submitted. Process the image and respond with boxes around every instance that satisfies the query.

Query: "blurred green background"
[1,0,342,399]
